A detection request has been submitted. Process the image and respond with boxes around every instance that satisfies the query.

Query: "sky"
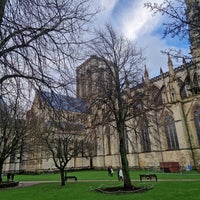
[93,0,190,78]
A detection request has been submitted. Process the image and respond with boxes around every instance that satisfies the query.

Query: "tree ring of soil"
[93,185,153,194]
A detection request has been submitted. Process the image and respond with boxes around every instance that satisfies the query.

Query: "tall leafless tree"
[87,25,145,189]
[0,0,96,176]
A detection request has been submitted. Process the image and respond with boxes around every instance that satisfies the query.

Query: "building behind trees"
[2,0,200,173]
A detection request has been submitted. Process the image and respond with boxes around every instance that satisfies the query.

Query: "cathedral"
[74,52,200,171]
[3,0,200,173]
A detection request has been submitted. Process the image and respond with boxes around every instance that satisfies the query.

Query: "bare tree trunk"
[60,168,65,186]
[0,0,6,26]
[118,125,132,188]
[90,157,93,169]
[0,159,4,182]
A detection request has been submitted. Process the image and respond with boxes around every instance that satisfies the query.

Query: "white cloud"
[98,0,117,12]
[93,0,117,26]
[140,36,168,77]
[120,0,162,41]
[93,0,190,77]
[139,35,190,77]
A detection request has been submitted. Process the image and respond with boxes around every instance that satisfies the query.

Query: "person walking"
[118,168,123,181]
[110,167,113,176]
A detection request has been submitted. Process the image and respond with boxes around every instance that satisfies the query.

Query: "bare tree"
[0,0,96,177]
[87,25,145,189]
[26,90,88,186]
[0,94,27,180]
[0,0,96,93]
[145,0,188,38]
[82,128,98,169]
[40,120,85,186]
[144,0,200,64]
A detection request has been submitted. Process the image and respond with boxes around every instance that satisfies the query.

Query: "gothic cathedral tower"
[76,55,109,101]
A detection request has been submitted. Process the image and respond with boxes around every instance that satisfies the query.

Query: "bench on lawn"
[65,176,77,181]
[139,174,157,182]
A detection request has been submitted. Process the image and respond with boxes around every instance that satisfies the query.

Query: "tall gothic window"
[10,153,15,163]
[194,107,200,144]
[141,123,151,152]
[192,73,200,94]
[165,115,179,149]
[151,85,163,106]
[105,126,111,155]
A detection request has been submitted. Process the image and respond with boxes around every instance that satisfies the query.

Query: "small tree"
[87,25,145,189]
[82,128,98,169]
[0,95,27,180]
[40,120,85,186]
[27,90,88,186]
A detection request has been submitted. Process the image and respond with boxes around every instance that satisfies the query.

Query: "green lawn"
[1,170,200,200]
[8,169,200,181]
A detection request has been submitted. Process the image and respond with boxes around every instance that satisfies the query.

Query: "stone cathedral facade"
[74,0,200,170]
[3,52,200,172]
[76,53,200,170]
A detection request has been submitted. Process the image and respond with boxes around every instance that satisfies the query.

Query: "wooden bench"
[65,176,77,181]
[140,174,157,182]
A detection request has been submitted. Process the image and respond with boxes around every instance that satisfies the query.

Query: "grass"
[1,170,200,200]
[8,169,200,181]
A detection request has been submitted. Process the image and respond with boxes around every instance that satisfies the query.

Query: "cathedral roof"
[38,91,88,114]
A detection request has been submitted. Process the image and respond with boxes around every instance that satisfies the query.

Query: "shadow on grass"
[0,181,19,189]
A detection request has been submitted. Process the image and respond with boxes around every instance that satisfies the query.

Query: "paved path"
[18,181,59,187]
[18,179,200,187]
[2,178,200,190]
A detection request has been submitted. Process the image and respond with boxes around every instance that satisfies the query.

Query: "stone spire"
[182,57,187,67]
[166,54,181,102]
[160,67,164,78]
[160,67,169,103]
[144,65,149,78]
[144,65,150,87]
[168,53,175,77]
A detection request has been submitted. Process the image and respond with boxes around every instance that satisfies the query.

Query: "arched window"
[165,115,179,149]
[105,126,111,155]
[194,107,200,144]
[177,78,187,99]
[151,85,163,106]
[192,73,200,94]
[141,123,151,152]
